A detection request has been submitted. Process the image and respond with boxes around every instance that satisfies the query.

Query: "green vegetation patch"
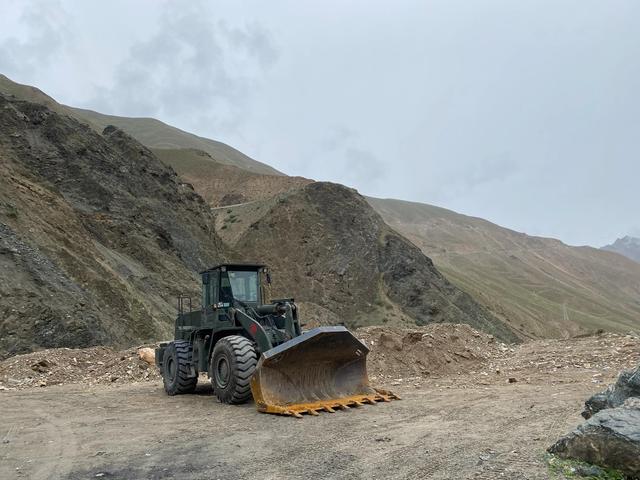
[546,454,625,480]
[223,213,239,224]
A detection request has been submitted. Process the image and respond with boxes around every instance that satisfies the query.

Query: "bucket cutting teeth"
[256,390,400,418]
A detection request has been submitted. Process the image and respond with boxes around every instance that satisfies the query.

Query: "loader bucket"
[251,326,399,417]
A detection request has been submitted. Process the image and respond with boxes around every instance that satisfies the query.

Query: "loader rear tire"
[162,341,197,395]
[210,335,257,404]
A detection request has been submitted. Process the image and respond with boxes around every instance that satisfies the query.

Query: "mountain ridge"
[68,106,282,176]
[2,73,638,343]
[0,76,518,360]
[0,74,280,176]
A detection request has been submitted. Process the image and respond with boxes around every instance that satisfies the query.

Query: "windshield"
[225,270,259,302]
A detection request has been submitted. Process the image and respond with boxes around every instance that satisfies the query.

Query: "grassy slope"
[0,74,280,176]
[69,108,282,176]
[367,197,640,338]
[153,148,310,206]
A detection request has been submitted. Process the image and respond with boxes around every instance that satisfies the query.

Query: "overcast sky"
[1,0,638,246]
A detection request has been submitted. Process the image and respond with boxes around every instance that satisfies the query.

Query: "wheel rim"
[215,356,230,388]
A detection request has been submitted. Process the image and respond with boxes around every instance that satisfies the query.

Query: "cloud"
[344,147,385,185]
[91,2,278,136]
[442,152,520,199]
[1,0,637,246]
[316,126,384,189]
[0,0,72,77]
[321,126,356,152]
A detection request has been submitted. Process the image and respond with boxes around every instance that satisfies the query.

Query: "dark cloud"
[91,1,278,135]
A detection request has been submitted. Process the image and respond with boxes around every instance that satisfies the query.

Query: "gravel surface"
[1,330,639,479]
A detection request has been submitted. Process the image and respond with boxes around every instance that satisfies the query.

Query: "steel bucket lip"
[261,326,370,361]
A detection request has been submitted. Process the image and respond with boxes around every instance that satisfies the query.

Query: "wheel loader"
[155,263,398,417]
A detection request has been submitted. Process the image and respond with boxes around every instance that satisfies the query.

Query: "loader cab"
[201,264,267,308]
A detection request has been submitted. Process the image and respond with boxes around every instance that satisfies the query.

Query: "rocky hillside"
[0,93,230,359]
[217,182,518,342]
[8,73,637,347]
[367,197,640,338]
[601,236,640,264]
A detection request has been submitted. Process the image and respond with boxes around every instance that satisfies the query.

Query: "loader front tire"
[162,341,197,395]
[210,335,257,404]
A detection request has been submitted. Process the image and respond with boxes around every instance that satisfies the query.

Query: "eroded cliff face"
[0,94,230,358]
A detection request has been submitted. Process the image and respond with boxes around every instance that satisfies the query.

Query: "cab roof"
[200,263,266,274]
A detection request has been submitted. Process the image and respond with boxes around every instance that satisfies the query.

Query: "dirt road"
[0,375,611,480]
[2,333,637,480]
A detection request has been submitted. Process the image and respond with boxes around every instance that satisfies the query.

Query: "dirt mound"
[358,323,502,382]
[0,324,502,390]
[0,345,161,390]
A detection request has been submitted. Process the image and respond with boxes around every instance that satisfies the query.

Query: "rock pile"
[493,333,639,376]
[582,363,640,419]
[549,364,640,478]
[0,345,161,390]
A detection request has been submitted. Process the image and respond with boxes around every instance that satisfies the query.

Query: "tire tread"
[162,340,197,395]
[210,335,257,404]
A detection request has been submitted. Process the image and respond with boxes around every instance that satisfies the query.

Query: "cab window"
[226,270,259,302]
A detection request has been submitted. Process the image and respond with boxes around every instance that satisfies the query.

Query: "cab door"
[203,270,219,324]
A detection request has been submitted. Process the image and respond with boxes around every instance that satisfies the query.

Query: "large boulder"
[549,403,640,478]
[583,364,640,419]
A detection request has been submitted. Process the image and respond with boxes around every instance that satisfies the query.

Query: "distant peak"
[615,236,640,245]
[601,236,640,263]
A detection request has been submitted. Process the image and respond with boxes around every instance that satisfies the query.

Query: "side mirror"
[266,273,272,284]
